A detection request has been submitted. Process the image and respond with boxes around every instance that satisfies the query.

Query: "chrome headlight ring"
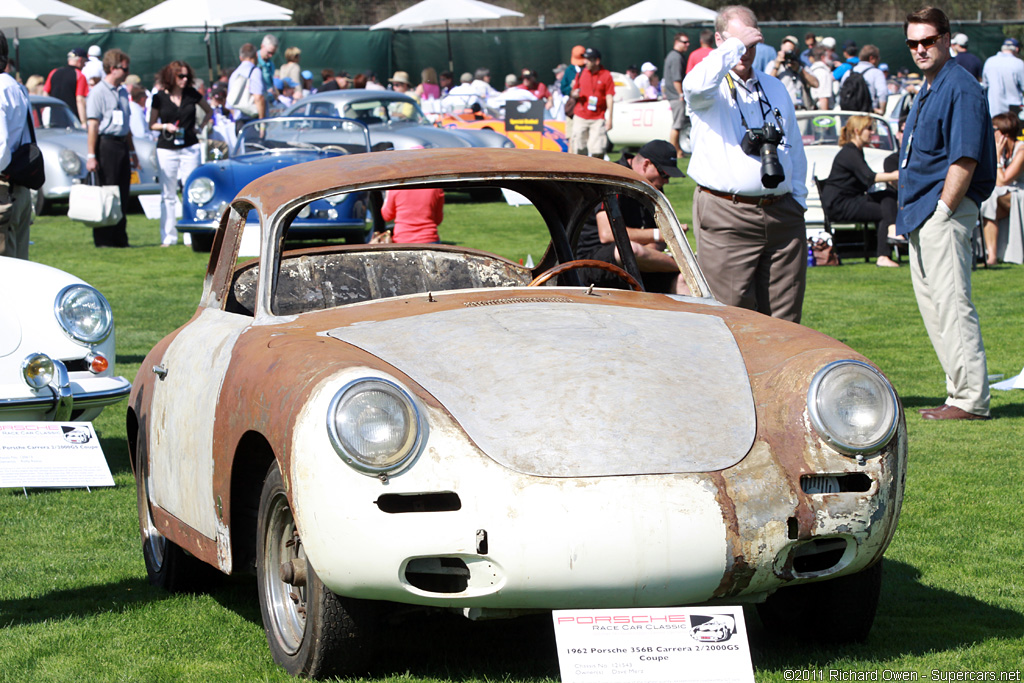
[187,177,216,205]
[326,377,426,476]
[54,284,113,344]
[807,360,899,456]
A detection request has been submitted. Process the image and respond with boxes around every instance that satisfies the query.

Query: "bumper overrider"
[0,355,131,421]
[288,367,905,614]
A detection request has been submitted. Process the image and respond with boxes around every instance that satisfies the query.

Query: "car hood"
[326,301,756,477]
[211,151,332,188]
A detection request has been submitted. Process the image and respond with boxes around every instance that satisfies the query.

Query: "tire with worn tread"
[756,559,884,643]
[137,446,222,593]
[256,462,378,678]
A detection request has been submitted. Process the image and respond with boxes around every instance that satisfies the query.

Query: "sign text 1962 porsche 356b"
[127,149,906,678]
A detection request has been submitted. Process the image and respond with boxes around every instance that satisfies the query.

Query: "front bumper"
[0,365,132,421]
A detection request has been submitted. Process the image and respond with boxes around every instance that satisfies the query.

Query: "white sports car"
[0,256,131,421]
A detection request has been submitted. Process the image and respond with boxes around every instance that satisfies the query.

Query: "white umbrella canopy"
[12,9,110,39]
[0,0,108,31]
[371,0,523,72]
[120,0,292,30]
[592,0,717,28]
[370,0,523,30]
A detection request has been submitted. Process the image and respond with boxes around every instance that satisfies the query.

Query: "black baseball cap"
[583,47,601,61]
[638,140,684,178]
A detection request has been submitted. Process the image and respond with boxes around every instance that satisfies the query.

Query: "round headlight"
[324,192,349,206]
[297,204,311,219]
[501,138,516,149]
[807,360,898,455]
[55,285,113,344]
[327,378,423,474]
[58,148,82,175]
[22,353,55,389]
[187,177,215,205]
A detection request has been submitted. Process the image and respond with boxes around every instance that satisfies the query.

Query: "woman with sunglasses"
[821,115,901,267]
[150,60,212,247]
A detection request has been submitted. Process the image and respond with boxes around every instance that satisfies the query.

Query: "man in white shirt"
[683,4,808,323]
[808,45,835,109]
[441,72,484,115]
[0,30,34,259]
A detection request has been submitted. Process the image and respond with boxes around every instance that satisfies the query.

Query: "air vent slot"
[376,492,461,513]
[801,473,872,494]
[405,557,470,593]
[792,538,848,574]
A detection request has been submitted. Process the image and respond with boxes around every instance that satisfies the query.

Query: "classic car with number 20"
[128,149,907,678]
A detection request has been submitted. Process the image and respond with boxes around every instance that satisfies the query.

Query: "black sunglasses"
[906,34,943,50]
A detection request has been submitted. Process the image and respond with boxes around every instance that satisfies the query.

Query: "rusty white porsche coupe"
[127,149,906,678]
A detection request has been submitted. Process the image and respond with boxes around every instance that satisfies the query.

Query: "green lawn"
[1,174,1022,681]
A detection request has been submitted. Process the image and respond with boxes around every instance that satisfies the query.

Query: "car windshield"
[32,101,83,130]
[799,113,897,151]
[235,117,372,156]
[341,98,429,126]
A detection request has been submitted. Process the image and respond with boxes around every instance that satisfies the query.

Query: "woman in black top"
[150,60,212,246]
[822,115,901,267]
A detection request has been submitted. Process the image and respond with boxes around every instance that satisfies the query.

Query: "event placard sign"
[552,606,755,683]
[0,422,114,488]
[505,100,545,133]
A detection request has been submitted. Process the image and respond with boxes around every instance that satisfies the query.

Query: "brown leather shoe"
[920,404,990,421]
[917,405,945,414]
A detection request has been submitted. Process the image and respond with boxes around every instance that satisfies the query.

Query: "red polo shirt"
[573,67,615,120]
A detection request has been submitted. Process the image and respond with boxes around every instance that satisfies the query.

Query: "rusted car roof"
[235,148,649,209]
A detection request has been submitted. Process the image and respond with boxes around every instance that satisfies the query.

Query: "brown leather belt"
[699,185,787,206]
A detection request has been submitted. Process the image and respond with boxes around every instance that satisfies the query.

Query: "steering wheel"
[320,145,349,155]
[528,259,643,291]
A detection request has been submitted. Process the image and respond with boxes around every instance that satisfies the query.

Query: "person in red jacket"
[381,188,444,243]
[570,48,615,158]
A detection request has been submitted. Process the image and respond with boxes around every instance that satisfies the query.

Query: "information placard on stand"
[552,606,755,683]
[0,423,114,489]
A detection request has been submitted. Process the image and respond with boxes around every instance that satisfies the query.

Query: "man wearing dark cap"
[570,48,615,158]
[832,40,859,81]
[44,47,89,122]
[575,140,688,293]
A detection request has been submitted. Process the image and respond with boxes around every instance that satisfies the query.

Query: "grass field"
[1,172,1022,682]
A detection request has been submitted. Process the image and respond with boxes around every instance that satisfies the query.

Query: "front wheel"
[256,462,378,678]
[756,559,884,643]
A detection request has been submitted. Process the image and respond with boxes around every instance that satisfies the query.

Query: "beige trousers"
[571,116,608,157]
[693,188,807,323]
[908,199,990,416]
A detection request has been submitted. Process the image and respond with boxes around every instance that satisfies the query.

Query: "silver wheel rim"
[263,490,306,654]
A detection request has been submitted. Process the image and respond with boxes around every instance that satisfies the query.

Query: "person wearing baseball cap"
[44,47,89,122]
[982,36,1024,116]
[574,139,688,293]
[635,61,658,97]
[559,46,587,149]
[948,33,982,82]
[570,47,615,157]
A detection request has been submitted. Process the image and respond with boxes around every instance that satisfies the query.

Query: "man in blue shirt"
[982,38,1024,116]
[257,34,278,104]
[896,7,996,421]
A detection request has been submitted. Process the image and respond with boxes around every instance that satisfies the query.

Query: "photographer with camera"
[767,36,819,110]
[683,5,808,324]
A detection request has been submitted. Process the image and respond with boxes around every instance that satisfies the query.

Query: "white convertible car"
[0,257,131,421]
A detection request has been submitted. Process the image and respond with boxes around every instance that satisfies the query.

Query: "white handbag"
[68,172,123,228]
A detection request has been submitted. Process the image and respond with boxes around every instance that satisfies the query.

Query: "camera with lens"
[782,50,802,70]
[740,122,786,189]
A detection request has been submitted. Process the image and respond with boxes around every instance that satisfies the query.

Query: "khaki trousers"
[694,187,807,323]
[908,200,990,416]
[571,116,608,157]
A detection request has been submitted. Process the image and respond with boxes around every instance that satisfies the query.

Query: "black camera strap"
[725,72,786,138]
